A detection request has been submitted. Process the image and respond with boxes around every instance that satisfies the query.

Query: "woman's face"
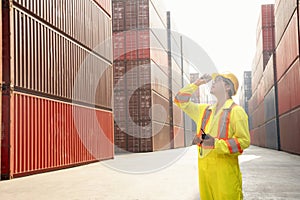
[210,76,229,97]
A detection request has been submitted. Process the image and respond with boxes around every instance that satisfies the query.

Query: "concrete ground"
[0,145,300,200]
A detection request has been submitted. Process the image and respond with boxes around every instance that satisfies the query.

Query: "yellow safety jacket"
[174,83,250,200]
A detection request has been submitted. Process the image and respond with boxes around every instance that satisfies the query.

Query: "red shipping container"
[275,0,297,46]
[138,30,150,59]
[1,93,113,179]
[173,104,184,127]
[250,126,265,147]
[263,55,275,95]
[276,12,299,82]
[125,0,138,31]
[14,0,112,56]
[258,125,266,148]
[152,91,170,125]
[257,77,265,105]
[125,30,138,60]
[261,4,275,27]
[277,59,300,115]
[94,0,112,16]
[151,63,169,99]
[257,102,265,127]
[112,1,125,32]
[137,0,149,29]
[113,32,125,61]
[250,129,258,146]
[12,7,113,108]
[153,122,171,151]
[252,56,263,92]
[279,107,300,154]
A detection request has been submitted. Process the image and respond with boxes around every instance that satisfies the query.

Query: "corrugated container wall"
[112,0,188,152]
[250,1,300,154]
[249,4,276,149]
[275,0,300,154]
[1,0,114,180]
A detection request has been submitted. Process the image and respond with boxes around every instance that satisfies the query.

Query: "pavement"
[0,145,300,200]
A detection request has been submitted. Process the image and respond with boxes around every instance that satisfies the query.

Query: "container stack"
[113,0,187,153]
[275,0,300,154]
[1,0,114,180]
[248,4,278,149]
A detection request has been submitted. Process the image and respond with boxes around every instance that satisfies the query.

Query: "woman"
[174,72,250,200]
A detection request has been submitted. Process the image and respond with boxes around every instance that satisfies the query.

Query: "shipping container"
[150,61,169,95]
[274,0,297,46]
[275,12,299,82]
[173,104,183,127]
[112,0,188,153]
[251,108,259,129]
[112,1,125,32]
[256,102,265,127]
[1,0,114,180]
[264,87,277,122]
[251,125,266,147]
[263,55,275,95]
[253,4,275,72]
[277,59,300,115]
[250,129,257,146]
[173,126,184,148]
[151,91,170,124]
[152,122,171,151]
[265,119,279,150]
[1,92,113,179]
[252,55,263,92]
[257,77,265,105]
[12,6,113,108]
[114,122,127,153]
[13,0,112,54]
[250,127,263,147]
[258,125,266,147]
[140,121,153,152]
[279,107,300,154]
[94,0,112,16]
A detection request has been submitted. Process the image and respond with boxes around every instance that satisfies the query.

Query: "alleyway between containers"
[0,145,300,200]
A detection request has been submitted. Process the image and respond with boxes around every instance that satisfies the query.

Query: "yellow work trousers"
[198,151,243,200]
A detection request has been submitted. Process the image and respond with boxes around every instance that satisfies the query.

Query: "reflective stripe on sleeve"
[225,138,243,154]
[174,92,192,103]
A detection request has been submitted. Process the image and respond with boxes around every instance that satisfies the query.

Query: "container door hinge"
[0,83,13,92]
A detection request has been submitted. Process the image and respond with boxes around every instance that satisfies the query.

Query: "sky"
[163,0,275,101]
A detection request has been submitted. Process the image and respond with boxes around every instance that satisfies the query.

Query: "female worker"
[174,72,250,200]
